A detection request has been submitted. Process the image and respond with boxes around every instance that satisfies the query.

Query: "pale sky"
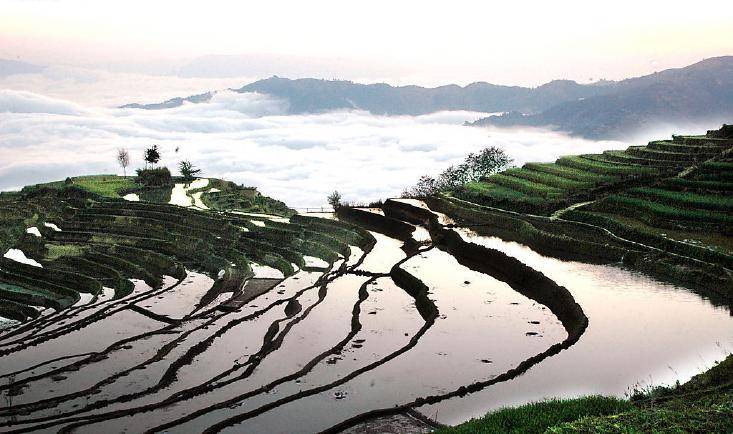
[1,0,733,86]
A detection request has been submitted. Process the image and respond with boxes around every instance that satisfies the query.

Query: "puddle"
[169,178,209,208]
[3,248,43,268]
[141,271,214,319]
[72,293,94,307]
[303,256,329,268]
[192,192,208,209]
[229,212,290,223]
[0,316,19,331]
[356,232,405,274]
[251,264,285,279]
[43,222,62,232]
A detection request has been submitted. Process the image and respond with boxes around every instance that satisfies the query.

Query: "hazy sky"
[2,0,732,86]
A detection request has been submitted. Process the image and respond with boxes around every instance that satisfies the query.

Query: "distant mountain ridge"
[233,77,616,115]
[121,77,614,114]
[121,56,733,140]
[471,56,733,139]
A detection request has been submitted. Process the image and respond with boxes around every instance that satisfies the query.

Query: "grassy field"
[551,355,733,433]
[435,397,632,434]
[440,355,733,433]
[26,175,139,198]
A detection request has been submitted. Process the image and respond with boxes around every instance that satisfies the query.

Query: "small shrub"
[135,167,172,187]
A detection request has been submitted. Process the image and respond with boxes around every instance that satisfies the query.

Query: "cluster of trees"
[116,145,202,184]
[326,146,509,209]
[403,146,511,197]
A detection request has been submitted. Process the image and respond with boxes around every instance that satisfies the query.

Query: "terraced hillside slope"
[1,174,602,433]
[439,124,733,299]
[0,128,730,434]
[0,179,369,322]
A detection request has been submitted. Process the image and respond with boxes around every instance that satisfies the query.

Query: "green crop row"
[565,210,733,270]
[458,183,565,215]
[557,156,657,175]
[598,195,733,226]
[464,182,526,199]
[523,163,614,183]
[426,196,629,262]
[506,168,591,190]
[626,187,733,212]
[701,160,733,171]
[626,146,710,162]
[581,151,648,167]
[485,173,564,197]
[663,177,733,193]
[648,140,730,154]
[596,151,651,165]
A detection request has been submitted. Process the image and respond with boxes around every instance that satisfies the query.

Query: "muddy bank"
[383,199,587,337]
[336,207,415,242]
[340,410,438,434]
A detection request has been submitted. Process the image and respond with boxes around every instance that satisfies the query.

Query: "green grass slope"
[437,124,733,299]
[440,354,733,434]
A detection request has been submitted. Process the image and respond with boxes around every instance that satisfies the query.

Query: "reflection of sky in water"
[417,210,733,425]
[0,89,630,206]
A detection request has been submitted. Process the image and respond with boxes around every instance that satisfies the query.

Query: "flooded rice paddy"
[0,201,731,433]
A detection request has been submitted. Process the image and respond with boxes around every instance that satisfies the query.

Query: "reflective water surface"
[0,206,731,433]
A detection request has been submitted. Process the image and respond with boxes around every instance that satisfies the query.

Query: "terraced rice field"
[460,132,733,216]
[1,192,731,433]
[1,126,732,433]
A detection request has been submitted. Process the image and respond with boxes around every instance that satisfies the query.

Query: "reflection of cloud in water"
[0,89,630,206]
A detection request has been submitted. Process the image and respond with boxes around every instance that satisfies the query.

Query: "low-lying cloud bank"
[0,89,631,207]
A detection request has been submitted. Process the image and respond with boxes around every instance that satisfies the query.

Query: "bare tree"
[117,148,130,177]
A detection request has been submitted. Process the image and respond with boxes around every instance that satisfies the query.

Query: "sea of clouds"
[0,88,631,207]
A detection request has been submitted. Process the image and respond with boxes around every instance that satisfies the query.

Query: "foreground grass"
[67,175,138,198]
[26,175,139,199]
[435,396,632,434]
[440,355,733,433]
